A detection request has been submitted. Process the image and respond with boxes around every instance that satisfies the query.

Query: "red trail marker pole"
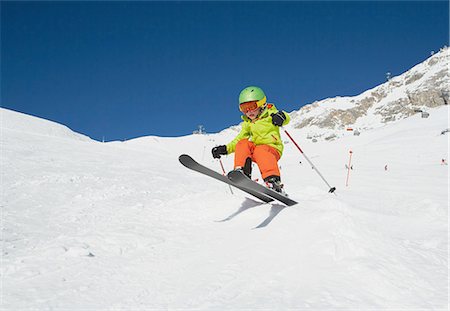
[346,150,353,187]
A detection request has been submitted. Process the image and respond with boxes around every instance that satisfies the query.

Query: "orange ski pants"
[234,139,281,179]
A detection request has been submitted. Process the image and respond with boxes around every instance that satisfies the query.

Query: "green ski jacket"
[226,104,290,157]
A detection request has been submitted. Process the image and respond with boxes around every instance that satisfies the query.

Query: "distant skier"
[211,86,290,193]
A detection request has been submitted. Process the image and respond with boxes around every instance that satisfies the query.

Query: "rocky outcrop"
[290,47,449,139]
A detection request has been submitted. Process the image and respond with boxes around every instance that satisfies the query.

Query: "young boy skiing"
[211,86,290,193]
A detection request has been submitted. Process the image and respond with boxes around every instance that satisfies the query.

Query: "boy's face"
[245,107,261,120]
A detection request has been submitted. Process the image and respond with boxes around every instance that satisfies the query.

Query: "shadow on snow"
[253,204,286,229]
[216,198,287,228]
[215,198,264,222]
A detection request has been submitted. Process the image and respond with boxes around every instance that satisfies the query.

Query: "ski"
[228,170,298,206]
[179,154,274,203]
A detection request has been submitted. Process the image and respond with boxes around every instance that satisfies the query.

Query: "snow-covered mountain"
[2,98,448,309]
[288,47,449,141]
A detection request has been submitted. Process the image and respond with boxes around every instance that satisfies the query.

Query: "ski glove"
[271,111,287,126]
[212,145,227,159]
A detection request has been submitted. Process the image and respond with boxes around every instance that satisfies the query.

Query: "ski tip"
[179,154,191,161]
[179,154,195,167]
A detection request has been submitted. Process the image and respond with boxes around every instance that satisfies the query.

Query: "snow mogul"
[211,86,290,193]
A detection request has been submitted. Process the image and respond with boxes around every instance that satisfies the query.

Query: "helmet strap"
[256,105,265,118]
[260,103,267,113]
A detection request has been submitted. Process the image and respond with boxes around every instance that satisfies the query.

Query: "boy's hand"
[271,111,286,126]
[212,145,227,159]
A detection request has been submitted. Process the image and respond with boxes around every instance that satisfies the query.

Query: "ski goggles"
[239,96,267,113]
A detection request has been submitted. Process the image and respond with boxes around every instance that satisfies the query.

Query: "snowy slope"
[1,108,91,142]
[2,105,448,310]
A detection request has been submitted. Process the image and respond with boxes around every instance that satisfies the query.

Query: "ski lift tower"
[386,72,392,81]
[442,90,449,105]
[193,125,206,135]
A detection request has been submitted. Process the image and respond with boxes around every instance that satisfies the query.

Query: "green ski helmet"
[238,86,267,107]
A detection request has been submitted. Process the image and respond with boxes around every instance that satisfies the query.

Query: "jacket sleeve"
[226,122,250,154]
[269,104,291,126]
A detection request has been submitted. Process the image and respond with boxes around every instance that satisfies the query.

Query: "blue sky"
[2,1,448,141]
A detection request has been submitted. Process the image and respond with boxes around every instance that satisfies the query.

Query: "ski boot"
[233,157,252,179]
[233,167,250,179]
[264,175,287,195]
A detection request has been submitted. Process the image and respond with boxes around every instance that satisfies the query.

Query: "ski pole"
[282,127,337,194]
[218,158,234,195]
[345,150,353,187]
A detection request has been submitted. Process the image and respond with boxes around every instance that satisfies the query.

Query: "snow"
[2,105,448,309]
[1,108,91,142]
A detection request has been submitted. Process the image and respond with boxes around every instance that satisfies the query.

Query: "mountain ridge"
[286,47,449,141]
